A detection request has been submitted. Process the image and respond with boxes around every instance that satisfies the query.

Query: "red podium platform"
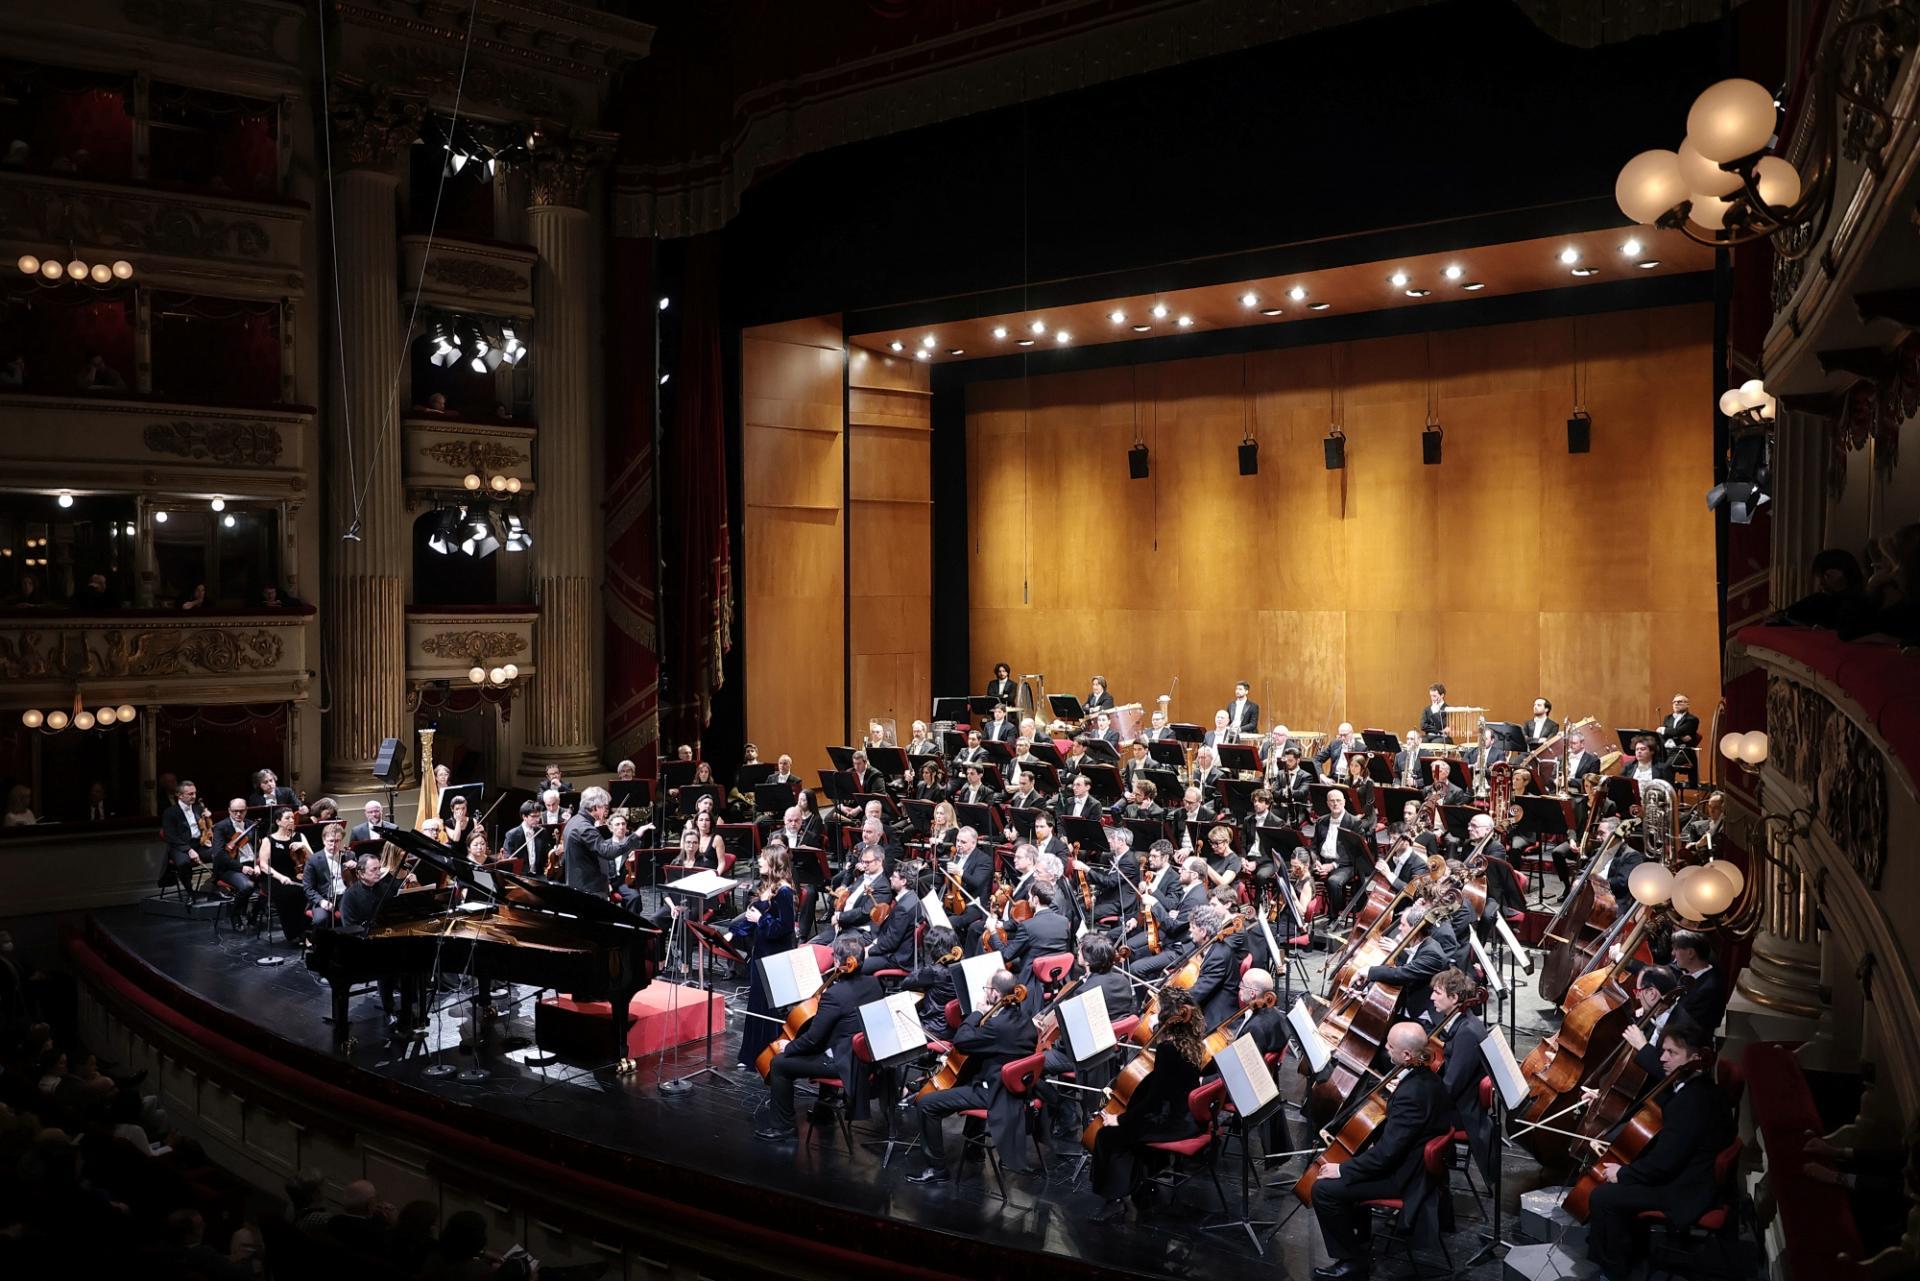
[535,983,728,1060]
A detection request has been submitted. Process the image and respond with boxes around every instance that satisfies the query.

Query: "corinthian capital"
[525,124,619,210]
[329,78,427,173]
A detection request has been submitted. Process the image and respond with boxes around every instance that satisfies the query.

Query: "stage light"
[1131,324,1151,332]
[658,296,670,310]
[1238,440,1258,475]
[915,349,930,361]
[154,511,168,523]
[1567,411,1592,454]
[1016,339,1035,347]
[469,665,487,684]
[1571,267,1599,277]
[1687,77,1778,162]
[57,491,72,508]
[1421,425,1443,465]
[461,507,502,557]
[1240,291,1258,307]
[1754,155,1802,208]
[992,326,1008,339]
[1108,310,1126,324]
[1620,238,1643,256]
[1705,431,1771,524]
[210,497,225,512]
[1443,264,1463,281]
[1176,315,1193,328]
[1461,282,1485,291]
[1128,443,1149,479]
[489,667,506,685]
[502,664,518,681]
[427,506,465,554]
[1389,270,1409,288]
[1637,260,1662,269]
[1628,862,1673,906]
[1559,247,1580,265]
[16,254,37,275]
[1029,320,1046,335]
[1260,308,1283,317]
[1323,431,1345,470]
[66,259,86,280]
[504,513,532,551]
[1055,331,1070,344]
[1405,288,1431,297]
[39,260,61,280]
[1151,303,1168,320]
[947,348,964,356]
[1289,285,1307,302]
[921,335,937,349]
[505,477,521,493]
[1309,302,1331,311]
[889,341,903,352]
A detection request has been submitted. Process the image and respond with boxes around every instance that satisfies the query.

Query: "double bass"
[754,953,860,1078]
[1537,786,1624,1004]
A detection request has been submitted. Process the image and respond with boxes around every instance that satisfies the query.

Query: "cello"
[1574,984,1681,1148]
[1294,1010,1460,1204]
[1562,1060,1704,1220]
[1306,901,1441,1119]
[1081,994,1244,1149]
[917,981,1028,1098]
[754,953,860,1079]
[1538,800,1627,1004]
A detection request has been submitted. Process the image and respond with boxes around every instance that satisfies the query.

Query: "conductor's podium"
[535,982,728,1060]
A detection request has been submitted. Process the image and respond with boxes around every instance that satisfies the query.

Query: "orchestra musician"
[1038,932,1135,1138]
[902,924,962,1036]
[1203,709,1238,749]
[1426,968,1493,1176]
[1031,812,1070,861]
[812,843,889,945]
[1396,799,1443,861]
[791,798,826,852]
[1211,967,1294,1150]
[1244,789,1285,896]
[259,808,314,945]
[1457,812,1526,921]
[1680,792,1725,857]
[953,763,999,808]
[348,798,388,864]
[537,788,568,836]
[1261,723,1304,763]
[1190,746,1223,793]
[986,662,1017,706]
[1308,1021,1455,1281]
[1393,731,1425,786]
[560,787,643,898]
[1658,694,1701,776]
[861,857,924,974]
[1228,681,1259,734]
[1171,786,1215,851]
[1423,760,1468,807]
[984,704,1017,744]
[250,768,305,817]
[1617,735,1676,785]
[1420,683,1451,741]
[924,800,961,854]
[159,779,212,889]
[443,793,474,849]
[1581,1018,1735,1281]
[721,846,798,1068]
[1523,697,1560,746]
[1089,711,1120,745]
[1380,824,1433,891]
[1314,724,1364,785]
[301,822,350,930]
[1202,825,1242,893]
[906,967,1040,1185]
[209,796,258,920]
[338,856,417,1032]
[956,729,990,765]
[1348,890,1462,1023]
[1140,709,1173,742]
[756,933,884,1143]
[1004,770,1046,812]
[1668,929,1729,1032]
[1084,675,1115,714]
[1120,779,1163,822]
[1125,855,1209,974]
[1136,839,1180,906]
[945,826,995,949]
[500,801,549,873]
[1056,772,1103,823]
[1084,826,1141,923]
[1563,730,1603,788]
[1463,725,1507,777]
[904,721,937,757]
[1270,747,1314,814]
[1309,789,1370,913]
[1608,965,1683,1083]
[996,881,1074,981]
[1088,987,1210,1221]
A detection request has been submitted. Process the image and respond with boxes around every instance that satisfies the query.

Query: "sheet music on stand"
[955,949,1006,1017]
[1483,1026,1529,1111]
[761,945,826,1008]
[1468,929,1507,996]
[1288,998,1330,1073]
[1214,1034,1281,1117]
[860,991,929,1061]
[662,869,739,900]
[922,895,953,932]
[1059,986,1117,1063]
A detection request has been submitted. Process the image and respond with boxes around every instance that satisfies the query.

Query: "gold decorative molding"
[327,78,427,172]
[420,630,528,660]
[425,256,530,294]
[0,628,283,680]
[525,126,618,209]
[144,420,285,466]
[424,439,526,473]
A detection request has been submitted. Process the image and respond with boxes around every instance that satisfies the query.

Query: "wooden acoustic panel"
[965,303,1720,740]
[848,353,932,744]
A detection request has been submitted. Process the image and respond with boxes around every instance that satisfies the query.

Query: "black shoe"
[1311,1263,1367,1281]
[755,1124,797,1141]
[1090,1197,1128,1223]
[906,1166,950,1185]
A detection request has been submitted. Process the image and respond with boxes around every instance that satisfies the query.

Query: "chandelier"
[16,251,133,288]
[22,693,137,732]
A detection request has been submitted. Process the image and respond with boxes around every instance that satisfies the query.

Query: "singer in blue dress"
[726,845,797,1069]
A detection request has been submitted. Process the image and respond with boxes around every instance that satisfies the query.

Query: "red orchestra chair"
[801,1034,862,1157]
[1142,1079,1231,1212]
[809,942,835,973]
[959,1051,1048,1198]
[1029,953,1074,987]
[1636,1137,1745,1279]
[1357,1130,1457,1277]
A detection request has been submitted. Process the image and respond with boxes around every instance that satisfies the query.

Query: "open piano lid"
[374,823,659,936]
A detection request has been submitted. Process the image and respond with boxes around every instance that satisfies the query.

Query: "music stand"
[438,782,484,821]
[657,870,740,1094]
[952,801,1001,841]
[1122,817,1169,850]
[1030,740,1066,770]
[1219,777,1262,820]
[932,696,973,724]
[868,745,910,779]
[1602,775,1640,816]
[1048,694,1086,724]
[1437,803,1477,842]
[1002,804,1043,840]
[1305,782,1359,817]
[1485,722,1528,754]
[1217,743,1260,775]
[980,739,1015,767]
[857,991,931,1167]
[608,779,653,812]
[1614,727,1660,755]
[1146,740,1187,770]
[754,781,799,818]
[1202,1033,1287,1254]
[1360,729,1401,753]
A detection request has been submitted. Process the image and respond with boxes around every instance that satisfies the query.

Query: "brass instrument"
[1639,778,1677,865]
[1471,718,1491,799]
[1488,761,1516,835]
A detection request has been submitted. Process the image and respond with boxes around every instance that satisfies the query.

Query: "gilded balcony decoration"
[0,172,307,300]
[0,396,312,497]
[406,607,538,683]
[0,609,312,706]
[400,235,536,316]
[404,419,536,496]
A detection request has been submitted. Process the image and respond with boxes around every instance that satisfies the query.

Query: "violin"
[1072,845,1094,915]
[755,954,860,1079]
[1295,1010,1461,1204]
[198,808,215,848]
[918,981,1028,1098]
[1562,1060,1704,1220]
[1200,990,1278,1064]
[225,820,257,857]
[1166,913,1245,992]
[940,862,968,915]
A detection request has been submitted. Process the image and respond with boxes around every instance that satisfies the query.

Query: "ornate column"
[320,85,421,792]
[518,132,617,779]
[1722,810,1834,1069]
[1770,408,1827,611]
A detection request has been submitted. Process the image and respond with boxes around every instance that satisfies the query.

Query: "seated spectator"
[257,584,301,608]
[82,780,113,823]
[4,570,50,608]
[1778,547,1865,628]
[4,784,36,827]
[70,571,115,610]
[158,1207,252,1281]
[1840,524,1920,645]
[76,352,127,393]
[326,1177,394,1256]
[390,1199,440,1273]
[176,582,208,611]
[0,354,24,386]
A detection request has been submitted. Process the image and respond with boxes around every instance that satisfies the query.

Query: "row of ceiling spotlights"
[886,243,1657,357]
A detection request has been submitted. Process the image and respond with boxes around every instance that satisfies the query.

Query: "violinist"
[902,924,962,1034]
[906,967,1040,1185]
[1125,856,1209,976]
[1056,772,1103,823]
[160,779,212,888]
[756,934,883,1142]
[1582,1019,1734,1281]
[209,796,259,921]
[1137,839,1179,904]
[1177,902,1240,1026]
[723,846,797,1070]
[1310,789,1370,913]
[1039,933,1134,1139]
[812,843,889,945]
[1309,1021,1454,1281]
[302,822,351,930]
[1120,779,1163,822]
[999,881,1073,979]
[1425,968,1493,1177]
[944,826,996,947]
[1083,826,1141,924]
[1031,812,1070,861]
[500,801,548,873]
[686,807,727,867]
[1423,760,1468,807]
[1087,987,1209,1222]
[260,807,314,945]
[985,663,1017,706]
[861,858,925,974]
[1349,891,1462,1023]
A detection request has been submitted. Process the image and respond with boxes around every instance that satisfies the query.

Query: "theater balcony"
[1,393,313,497]
[400,234,535,318]
[402,417,537,497]
[405,605,539,685]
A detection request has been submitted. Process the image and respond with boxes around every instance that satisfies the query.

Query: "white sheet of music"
[1060,987,1116,1062]
[669,869,739,899]
[1483,1025,1530,1111]
[1469,930,1506,996]
[923,894,953,932]
[1288,997,1330,1073]
[761,946,824,1008]
[955,949,1006,1016]
[1214,1033,1279,1117]
[859,991,927,1060]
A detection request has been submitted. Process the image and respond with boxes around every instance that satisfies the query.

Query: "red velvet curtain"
[659,237,732,750]
[155,703,288,803]
[151,295,280,404]
[41,292,134,392]
[37,86,132,179]
[602,238,662,771]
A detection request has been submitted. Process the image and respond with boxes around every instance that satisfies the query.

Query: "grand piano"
[307,823,665,1066]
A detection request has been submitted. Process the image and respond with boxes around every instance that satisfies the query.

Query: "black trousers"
[1313,1170,1404,1261]
[1090,1117,1199,1198]
[267,881,307,941]
[216,869,255,917]
[1585,1180,1668,1276]
[1324,867,1360,914]
[766,1050,838,1127]
[913,1081,992,1161]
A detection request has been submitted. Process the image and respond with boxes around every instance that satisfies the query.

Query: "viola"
[1563,1061,1703,1220]
[1200,991,1277,1065]
[197,808,215,848]
[754,954,860,1079]
[1295,1010,1460,1204]
[1072,846,1095,915]
[917,981,1028,1098]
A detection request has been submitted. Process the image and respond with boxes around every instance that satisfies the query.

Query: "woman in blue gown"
[727,844,797,1070]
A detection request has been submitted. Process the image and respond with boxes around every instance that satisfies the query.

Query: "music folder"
[922,893,953,932]
[955,949,1007,1017]
[860,991,929,1063]
[1146,740,1187,769]
[1482,1026,1530,1111]
[662,869,738,901]
[754,781,797,815]
[1361,729,1401,753]
[1059,986,1117,1063]
[825,745,857,772]
[762,945,825,1008]
[932,696,974,723]
[1049,694,1086,722]
[1214,1033,1281,1118]
[868,745,910,777]
[1513,794,1569,835]
[1217,743,1260,774]
[661,760,698,789]
[1287,998,1331,1073]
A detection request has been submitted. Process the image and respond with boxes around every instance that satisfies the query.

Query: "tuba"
[1488,761,1515,835]
[1638,778,1677,865]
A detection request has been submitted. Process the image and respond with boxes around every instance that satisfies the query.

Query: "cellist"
[1344,889,1463,1024]
[1087,988,1209,1223]
[1425,967,1494,1177]
[1308,1021,1453,1281]
[755,934,883,1142]
[906,967,1039,1186]
[1581,1018,1734,1281]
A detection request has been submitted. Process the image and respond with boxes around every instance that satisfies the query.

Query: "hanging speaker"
[1421,427,1443,466]
[1567,412,1592,454]
[1238,440,1259,476]
[372,736,407,785]
[1128,443,1150,479]
[1323,434,1345,470]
